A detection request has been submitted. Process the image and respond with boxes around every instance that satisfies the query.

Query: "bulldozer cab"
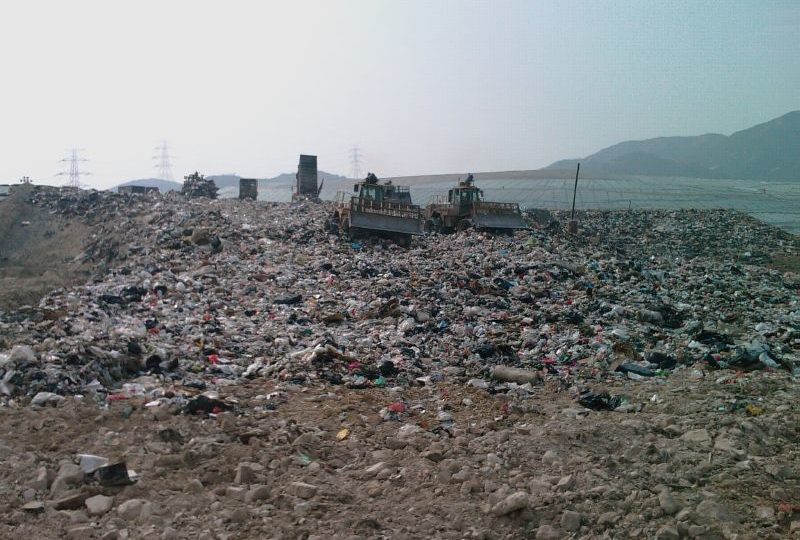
[448,186,483,205]
[354,182,386,202]
[354,182,412,204]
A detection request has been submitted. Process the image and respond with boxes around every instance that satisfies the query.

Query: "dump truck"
[330,173,423,246]
[424,175,526,233]
[293,154,322,201]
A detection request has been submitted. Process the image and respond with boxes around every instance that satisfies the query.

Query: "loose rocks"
[561,510,581,531]
[85,495,114,516]
[491,492,529,516]
[288,482,318,500]
[117,499,149,521]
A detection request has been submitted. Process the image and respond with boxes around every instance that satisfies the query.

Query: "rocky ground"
[0,187,798,539]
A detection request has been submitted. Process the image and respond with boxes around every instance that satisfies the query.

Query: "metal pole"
[571,163,580,219]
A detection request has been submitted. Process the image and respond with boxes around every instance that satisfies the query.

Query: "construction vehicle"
[330,173,423,246]
[424,175,526,233]
[293,154,323,201]
[181,172,218,199]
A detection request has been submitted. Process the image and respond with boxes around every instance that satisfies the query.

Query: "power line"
[153,141,173,181]
[56,149,91,188]
[349,145,362,180]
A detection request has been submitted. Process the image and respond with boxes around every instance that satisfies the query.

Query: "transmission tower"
[153,141,173,181]
[349,145,362,180]
[57,149,91,188]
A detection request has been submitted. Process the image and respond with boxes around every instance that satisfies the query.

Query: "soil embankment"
[0,185,91,311]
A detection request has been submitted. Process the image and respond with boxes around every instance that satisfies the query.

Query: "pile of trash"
[0,187,798,412]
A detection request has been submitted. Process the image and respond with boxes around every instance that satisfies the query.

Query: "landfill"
[0,185,799,539]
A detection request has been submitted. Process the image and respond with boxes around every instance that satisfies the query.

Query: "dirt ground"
[0,186,91,311]
[0,369,798,539]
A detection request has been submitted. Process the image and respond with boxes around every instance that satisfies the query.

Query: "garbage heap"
[181,172,218,199]
[0,187,797,409]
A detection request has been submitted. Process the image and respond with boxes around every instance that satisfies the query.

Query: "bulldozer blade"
[350,213,423,235]
[472,212,527,230]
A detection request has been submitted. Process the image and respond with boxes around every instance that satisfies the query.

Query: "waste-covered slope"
[0,190,799,538]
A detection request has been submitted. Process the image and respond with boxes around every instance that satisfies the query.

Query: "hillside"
[549,111,800,180]
[112,112,800,187]
[0,185,92,310]
[114,171,348,194]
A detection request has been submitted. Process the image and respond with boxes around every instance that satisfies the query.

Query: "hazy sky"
[2,0,798,189]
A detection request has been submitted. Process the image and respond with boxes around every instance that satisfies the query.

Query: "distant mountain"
[206,174,241,189]
[548,111,800,180]
[113,178,182,192]
[247,171,349,186]
[113,171,348,194]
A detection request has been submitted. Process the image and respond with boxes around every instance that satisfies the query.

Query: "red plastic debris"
[777,502,800,514]
[387,402,406,413]
[347,361,362,372]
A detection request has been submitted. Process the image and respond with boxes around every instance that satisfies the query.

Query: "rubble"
[85,494,113,516]
[0,187,798,538]
[490,491,529,516]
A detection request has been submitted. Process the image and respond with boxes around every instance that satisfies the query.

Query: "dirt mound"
[0,185,91,311]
